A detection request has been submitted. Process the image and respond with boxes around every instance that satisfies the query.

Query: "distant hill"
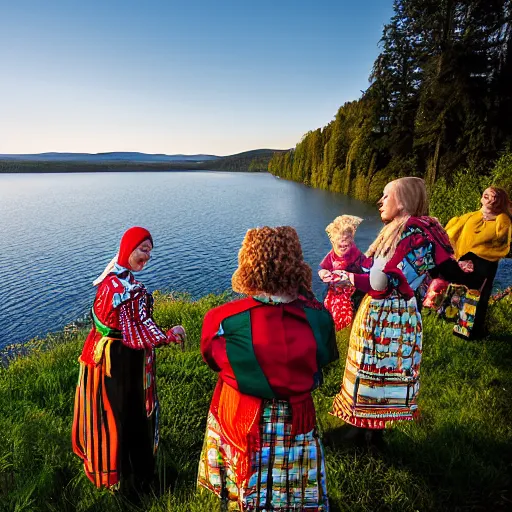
[205,149,289,172]
[0,149,288,173]
[0,152,219,163]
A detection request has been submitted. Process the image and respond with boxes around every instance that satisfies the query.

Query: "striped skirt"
[72,340,156,489]
[331,293,423,429]
[72,358,120,488]
[198,400,329,511]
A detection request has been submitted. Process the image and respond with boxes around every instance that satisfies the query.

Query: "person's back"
[202,296,336,399]
[197,226,336,511]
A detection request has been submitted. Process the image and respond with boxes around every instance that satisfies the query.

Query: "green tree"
[267,0,512,208]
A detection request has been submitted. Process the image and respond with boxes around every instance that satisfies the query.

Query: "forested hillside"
[269,0,512,222]
[205,149,287,172]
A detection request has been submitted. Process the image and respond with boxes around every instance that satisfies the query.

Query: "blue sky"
[0,0,393,156]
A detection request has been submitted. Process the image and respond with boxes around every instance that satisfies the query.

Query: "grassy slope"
[1,292,511,512]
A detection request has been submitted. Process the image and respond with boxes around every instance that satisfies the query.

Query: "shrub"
[490,152,512,197]
[429,169,486,225]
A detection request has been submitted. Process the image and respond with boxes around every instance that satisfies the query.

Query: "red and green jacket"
[201,296,338,401]
[201,295,337,463]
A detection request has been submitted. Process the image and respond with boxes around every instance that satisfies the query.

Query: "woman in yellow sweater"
[446,187,512,337]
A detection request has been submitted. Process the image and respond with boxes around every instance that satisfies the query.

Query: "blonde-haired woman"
[445,186,512,337]
[330,177,481,442]
[198,226,337,511]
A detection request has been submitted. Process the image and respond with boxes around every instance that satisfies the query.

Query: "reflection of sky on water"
[0,171,510,346]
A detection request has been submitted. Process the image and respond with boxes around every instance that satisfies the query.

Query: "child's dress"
[319,245,371,330]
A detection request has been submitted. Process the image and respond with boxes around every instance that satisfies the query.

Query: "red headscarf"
[117,226,153,269]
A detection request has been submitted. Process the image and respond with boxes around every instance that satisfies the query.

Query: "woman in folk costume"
[445,186,512,338]
[330,178,482,442]
[318,215,371,330]
[72,227,186,490]
[198,226,338,511]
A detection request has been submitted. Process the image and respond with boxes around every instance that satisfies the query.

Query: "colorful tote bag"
[439,284,467,322]
[437,282,484,339]
[453,288,480,338]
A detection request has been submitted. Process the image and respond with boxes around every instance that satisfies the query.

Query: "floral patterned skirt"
[331,293,423,429]
[323,286,355,331]
[198,400,329,511]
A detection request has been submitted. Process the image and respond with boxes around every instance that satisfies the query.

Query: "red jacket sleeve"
[352,272,373,293]
[201,308,223,372]
[118,291,168,349]
[201,298,262,373]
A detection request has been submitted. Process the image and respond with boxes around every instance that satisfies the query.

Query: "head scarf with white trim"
[93,226,153,286]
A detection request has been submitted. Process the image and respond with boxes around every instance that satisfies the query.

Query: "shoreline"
[0,291,234,366]
[0,167,269,174]
[3,284,511,366]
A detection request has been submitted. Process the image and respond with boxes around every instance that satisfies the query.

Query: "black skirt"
[458,252,499,338]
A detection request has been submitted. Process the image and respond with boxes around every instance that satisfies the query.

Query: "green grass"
[1,293,511,511]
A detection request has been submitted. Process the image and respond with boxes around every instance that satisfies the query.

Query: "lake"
[1,171,510,348]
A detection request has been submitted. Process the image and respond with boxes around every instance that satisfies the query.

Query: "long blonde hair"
[367,177,428,259]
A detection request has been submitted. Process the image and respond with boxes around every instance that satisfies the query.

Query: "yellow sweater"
[445,211,511,261]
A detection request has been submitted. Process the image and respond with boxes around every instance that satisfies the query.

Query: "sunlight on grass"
[1,292,511,511]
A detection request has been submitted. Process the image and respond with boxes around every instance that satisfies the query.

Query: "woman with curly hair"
[198,226,337,511]
[445,186,512,337]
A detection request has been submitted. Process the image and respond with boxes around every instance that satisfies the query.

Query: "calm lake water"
[1,171,510,348]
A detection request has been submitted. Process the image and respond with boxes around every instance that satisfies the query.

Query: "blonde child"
[319,215,370,330]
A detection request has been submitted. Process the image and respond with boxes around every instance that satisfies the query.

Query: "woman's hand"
[166,325,186,349]
[332,270,354,286]
[318,269,333,283]
[458,260,474,273]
